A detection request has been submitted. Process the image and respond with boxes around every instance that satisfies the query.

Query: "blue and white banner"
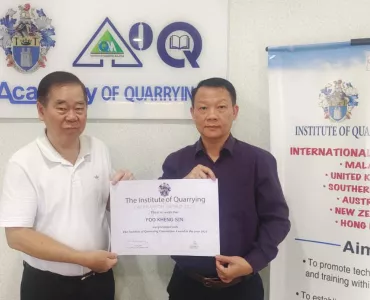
[0,0,228,119]
[268,41,370,300]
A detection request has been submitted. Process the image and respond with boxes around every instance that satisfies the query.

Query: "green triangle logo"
[91,30,124,54]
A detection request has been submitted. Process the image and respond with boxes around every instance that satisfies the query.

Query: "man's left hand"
[111,170,134,185]
[215,255,253,283]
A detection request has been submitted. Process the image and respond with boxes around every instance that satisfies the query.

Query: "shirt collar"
[36,129,91,165]
[195,134,236,156]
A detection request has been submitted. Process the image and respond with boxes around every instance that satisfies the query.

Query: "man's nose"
[206,107,218,120]
[66,110,78,121]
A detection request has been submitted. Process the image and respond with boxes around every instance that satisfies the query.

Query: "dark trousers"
[167,265,264,300]
[20,262,115,300]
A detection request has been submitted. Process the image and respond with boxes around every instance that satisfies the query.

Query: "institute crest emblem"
[0,4,55,73]
[159,183,171,197]
[318,80,359,122]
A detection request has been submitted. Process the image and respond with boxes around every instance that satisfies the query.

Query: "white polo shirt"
[0,132,112,276]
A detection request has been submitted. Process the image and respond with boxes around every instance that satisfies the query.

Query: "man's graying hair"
[37,71,87,106]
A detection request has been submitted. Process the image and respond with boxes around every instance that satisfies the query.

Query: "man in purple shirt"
[160,78,290,300]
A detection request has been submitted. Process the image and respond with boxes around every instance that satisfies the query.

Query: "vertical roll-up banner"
[268,40,370,300]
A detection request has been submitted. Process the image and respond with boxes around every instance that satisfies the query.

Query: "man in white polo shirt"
[0,71,133,300]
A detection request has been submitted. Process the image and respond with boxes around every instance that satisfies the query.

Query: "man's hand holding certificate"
[110,179,220,256]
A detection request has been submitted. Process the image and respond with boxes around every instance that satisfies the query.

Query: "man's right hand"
[80,250,118,273]
[185,164,216,180]
[4,228,118,273]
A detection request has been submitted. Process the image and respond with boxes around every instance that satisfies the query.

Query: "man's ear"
[190,106,195,120]
[233,105,239,120]
[37,101,45,121]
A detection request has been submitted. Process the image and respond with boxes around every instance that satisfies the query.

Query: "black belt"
[184,271,243,288]
[180,268,254,289]
[23,261,96,281]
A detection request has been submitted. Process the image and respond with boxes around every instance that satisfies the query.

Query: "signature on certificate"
[127,240,149,249]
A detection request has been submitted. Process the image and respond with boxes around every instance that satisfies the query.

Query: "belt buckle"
[81,271,95,281]
[203,277,218,288]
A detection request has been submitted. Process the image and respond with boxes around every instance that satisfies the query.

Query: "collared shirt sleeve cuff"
[244,249,268,274]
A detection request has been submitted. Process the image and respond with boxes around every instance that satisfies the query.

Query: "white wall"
[2,0,370,299]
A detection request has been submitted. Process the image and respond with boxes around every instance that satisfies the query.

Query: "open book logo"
[157,22,202,68]
[169,34,190,50]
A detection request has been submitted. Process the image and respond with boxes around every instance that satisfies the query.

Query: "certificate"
[110,179,220,256]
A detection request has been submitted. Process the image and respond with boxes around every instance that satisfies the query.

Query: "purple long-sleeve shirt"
[160,135,290,276]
